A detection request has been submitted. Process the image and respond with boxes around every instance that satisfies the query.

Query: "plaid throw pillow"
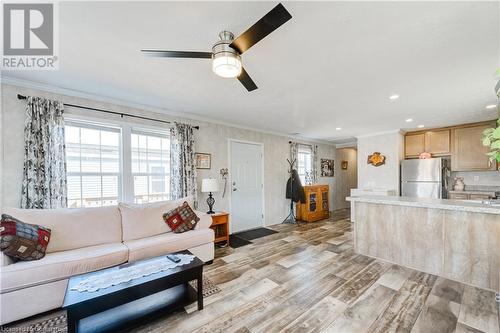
[163,202,200,233]
[0,214,51,261]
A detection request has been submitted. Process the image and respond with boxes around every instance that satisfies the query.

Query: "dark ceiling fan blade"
[230,3,292,54]
[237,67,258,92]
[141,49,212,59]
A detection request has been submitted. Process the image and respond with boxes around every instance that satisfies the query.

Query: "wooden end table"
[210,212,230,247]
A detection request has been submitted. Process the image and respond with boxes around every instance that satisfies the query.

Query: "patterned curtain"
[170,122,197,206]
[311,145,319,184]
[21,97,67,209]
[289,141,298,169]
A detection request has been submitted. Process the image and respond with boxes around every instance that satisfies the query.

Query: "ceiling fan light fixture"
[212,31,242,78]
[212,52,242,78]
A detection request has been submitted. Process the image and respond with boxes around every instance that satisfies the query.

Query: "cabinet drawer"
[469,194,493,200]
[212,215,228,225]
[449,193,469,200]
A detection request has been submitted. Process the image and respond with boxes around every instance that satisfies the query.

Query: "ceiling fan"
[141,3,292,92]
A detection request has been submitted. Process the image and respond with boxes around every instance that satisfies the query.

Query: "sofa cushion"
[194,211,212,230]
[0,214,51,261]
[124,228,214,262]
[119,196,195,241]
[1,252,13,267]
[2,206,122,253]
[163,202,199,233]
[0,243,128,293]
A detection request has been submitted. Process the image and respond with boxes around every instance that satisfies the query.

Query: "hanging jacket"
[286,169,306,203]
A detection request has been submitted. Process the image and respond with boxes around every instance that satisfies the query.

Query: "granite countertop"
[347,195,500,215]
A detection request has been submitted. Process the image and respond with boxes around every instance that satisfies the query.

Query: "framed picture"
[341,161,348,170]
[195,153,211,169]
[320,159,334,177]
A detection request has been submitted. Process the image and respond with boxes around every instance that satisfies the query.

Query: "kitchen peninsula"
[347,196,500,292]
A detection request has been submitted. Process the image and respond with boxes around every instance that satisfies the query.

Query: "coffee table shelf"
[63,250,204,333]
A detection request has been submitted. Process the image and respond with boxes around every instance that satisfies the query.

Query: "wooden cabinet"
[210,212,230,246]
[405,133,425,158]
[449,192,494,200]
[405,121,497,169]
[296,185,329,222]
[404,130,450,158]
[425,130,450,155]
[451,123,497,171]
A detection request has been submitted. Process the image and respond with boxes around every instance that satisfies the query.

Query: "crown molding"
[1,76,335,146]
[335,141,358,148]
[355,129,403,139]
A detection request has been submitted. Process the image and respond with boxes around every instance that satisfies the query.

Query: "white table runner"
[70,254,195,292]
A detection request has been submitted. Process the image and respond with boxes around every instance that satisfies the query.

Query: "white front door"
[230,140,263,233]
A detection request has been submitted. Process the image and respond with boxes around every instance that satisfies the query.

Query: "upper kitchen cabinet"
[425,130,451,155]
[405,133,425,158]
[451,123,497,171]
[404,129,450,158]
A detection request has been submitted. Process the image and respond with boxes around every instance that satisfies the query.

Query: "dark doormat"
[234,227,278,241]
[229,228,279,249]
[229,234,252,248]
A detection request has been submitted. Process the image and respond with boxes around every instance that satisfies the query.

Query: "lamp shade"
[201,178,219,193]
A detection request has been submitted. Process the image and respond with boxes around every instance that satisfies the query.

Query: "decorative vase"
[453,177,465,191]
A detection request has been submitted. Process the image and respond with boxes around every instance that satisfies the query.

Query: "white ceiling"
[3,1,499,143]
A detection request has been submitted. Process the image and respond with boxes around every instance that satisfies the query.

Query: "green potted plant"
[482,113,500,163]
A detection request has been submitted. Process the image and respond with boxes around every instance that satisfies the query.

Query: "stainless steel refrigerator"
[401,158,449,199]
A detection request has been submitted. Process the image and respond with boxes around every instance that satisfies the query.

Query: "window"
[131,129,170,203]
[297,144,312,184]
[65,122,121,208]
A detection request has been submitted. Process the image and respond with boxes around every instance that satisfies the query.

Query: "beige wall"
[334,147,357,209]
[0,88,3,212]
[357,131,404,194]
[1,83,337,225]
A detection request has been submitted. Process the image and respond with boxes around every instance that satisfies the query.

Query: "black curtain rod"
[17,94,200,130]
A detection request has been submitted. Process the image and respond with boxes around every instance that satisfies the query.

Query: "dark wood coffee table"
[63,250,204,333]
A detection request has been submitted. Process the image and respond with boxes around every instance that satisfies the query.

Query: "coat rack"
[282,158,300,225]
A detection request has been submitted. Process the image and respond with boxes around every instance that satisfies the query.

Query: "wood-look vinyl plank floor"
[121,209,499,333]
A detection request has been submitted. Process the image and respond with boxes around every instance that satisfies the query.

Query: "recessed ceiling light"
[389,94,399,100]
[336,127,342,131]
[405,118,413,122]
[486,104,496,109]
[418,125,425,128]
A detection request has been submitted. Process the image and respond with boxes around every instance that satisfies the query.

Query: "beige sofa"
[0,197,214,325]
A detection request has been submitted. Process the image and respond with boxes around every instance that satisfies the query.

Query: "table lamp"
[201,178,219,214]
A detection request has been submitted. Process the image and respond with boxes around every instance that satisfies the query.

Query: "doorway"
[229,140,264,233]
[335,147,358,210]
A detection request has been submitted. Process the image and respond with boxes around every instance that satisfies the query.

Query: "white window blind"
[65,122,122,208]
[131,129,170,203]
[297,144,312,184]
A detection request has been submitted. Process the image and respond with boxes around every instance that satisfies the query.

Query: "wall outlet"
[473,176,479,183]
